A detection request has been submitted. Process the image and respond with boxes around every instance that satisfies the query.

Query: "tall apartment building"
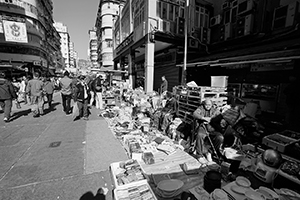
[73,50,78,68]
[54,22,70,68]
[69,41,75,68]
[88,27,98,68]
[95,0,126,69]
[0,0,62,75]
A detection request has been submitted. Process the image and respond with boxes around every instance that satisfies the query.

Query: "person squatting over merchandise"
[193,99,220,163]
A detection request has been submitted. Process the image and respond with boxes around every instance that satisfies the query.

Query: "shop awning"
[176,49,300,67]
[177,36,300,68]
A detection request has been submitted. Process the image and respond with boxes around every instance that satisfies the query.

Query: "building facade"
[69,41,75,68]
[95,0,126,69]
[53,21,70,68]
[88,27,98,69]
[0,0,62,75]
[112,0,300,118]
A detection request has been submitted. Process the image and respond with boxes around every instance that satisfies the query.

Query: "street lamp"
[181,0,189,86]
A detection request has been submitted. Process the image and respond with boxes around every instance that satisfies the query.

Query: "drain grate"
[49,141,61,148]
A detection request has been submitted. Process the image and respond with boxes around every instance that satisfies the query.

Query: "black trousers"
[61,93,72,114]
[47,93,53,108]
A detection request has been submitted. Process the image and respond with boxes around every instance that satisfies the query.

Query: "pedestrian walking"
[0,72,17,122]
[74,75,90,120]
[19,76,27,104]
[26,72,44,117]
[160,75,168,95]
[43,77,55,110]
[59,71,73,115]
[92,73,104,114]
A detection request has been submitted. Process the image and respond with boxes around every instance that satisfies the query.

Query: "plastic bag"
[72,102,79,120]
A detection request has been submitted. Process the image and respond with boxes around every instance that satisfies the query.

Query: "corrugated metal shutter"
[154,64,180,92]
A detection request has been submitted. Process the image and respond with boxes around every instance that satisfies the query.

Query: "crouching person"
[74,75,90,120]
[193,99,220,163]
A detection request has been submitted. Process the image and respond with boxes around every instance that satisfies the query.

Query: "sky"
[52,0,99,59]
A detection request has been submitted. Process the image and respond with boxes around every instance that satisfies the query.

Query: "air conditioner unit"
[272,1,299,30]
[199,27,211,44]
[222,2,231,10]
[210,15,222,27]
[220,23,232,41]
[236,14,254,37]
[237,0,254,15]
[160,20,171,32]
[188,38,199,48]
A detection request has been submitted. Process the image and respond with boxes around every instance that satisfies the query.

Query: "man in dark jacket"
[160,76,168,95]
[0,72,17,122]
[74,75,90,120]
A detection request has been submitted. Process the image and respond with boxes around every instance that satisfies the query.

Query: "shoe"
[3,117,9,122]
[205,153,213,162]
[198,156,208,164]
[66,113,71,116]
[83,117,89,120]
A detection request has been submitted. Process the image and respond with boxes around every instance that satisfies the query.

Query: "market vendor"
[159,91,178,134]
[209,97,247,156]
[193,99,220,163]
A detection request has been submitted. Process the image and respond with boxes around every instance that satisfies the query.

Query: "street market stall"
[101,86,300,200]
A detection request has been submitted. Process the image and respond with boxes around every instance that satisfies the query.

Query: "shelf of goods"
[110,159,157,200]
[261,130,300,185]
[174,86,227,124]
[262,130,300,154]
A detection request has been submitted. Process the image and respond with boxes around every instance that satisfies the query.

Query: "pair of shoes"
[3,117,9,122]
[83,117,89,120]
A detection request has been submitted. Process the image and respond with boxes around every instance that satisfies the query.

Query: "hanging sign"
[0,20,3,33]
[3,20,28,43]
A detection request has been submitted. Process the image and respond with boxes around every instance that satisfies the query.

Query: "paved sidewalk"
[0,93,128,200]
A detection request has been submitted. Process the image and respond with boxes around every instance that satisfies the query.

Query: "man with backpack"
[0,72,17,122]
[92,73,104,115]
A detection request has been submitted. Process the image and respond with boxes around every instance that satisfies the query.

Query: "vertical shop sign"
[0,18,3,33]
[3,20,28,43]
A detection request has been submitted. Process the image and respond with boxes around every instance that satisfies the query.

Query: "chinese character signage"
[0,20,3,33]
[3,20,28,43]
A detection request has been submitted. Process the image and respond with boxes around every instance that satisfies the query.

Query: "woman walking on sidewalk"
[43,77,55,110]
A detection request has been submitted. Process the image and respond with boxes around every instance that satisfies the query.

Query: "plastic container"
[203,170,222,193]
[211,76,228,88]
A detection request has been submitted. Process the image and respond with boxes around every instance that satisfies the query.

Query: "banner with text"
[3,20,28,43]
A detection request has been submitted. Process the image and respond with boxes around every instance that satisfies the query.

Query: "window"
[169,4,174,21]
[162,2,167,19]
[194,5,209,28]
[157,1,161,18]
[106,40,113,48]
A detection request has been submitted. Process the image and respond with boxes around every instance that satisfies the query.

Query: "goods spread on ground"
[102,87,300,200]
